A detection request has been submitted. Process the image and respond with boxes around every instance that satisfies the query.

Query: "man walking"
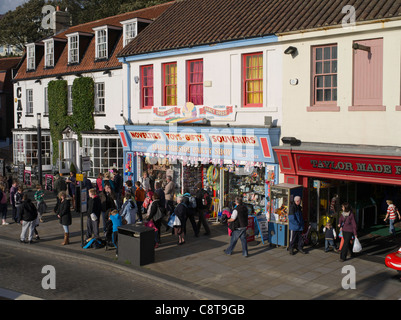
[224,197,248,257]
[288,196,306,255]
[20,194,38,244]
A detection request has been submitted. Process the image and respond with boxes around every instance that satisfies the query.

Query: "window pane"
[332,89,337,101]
[332,46,337,59]
[333,75,337,87]
[324,61,330,73]
[316,62,322,74]
[324,47,331,60]
[324,75,331,88]
[317,89,323,101]
[324,89,331,101]
[316,48,322,60]
[332,60,337,73]
[316,76,323,88]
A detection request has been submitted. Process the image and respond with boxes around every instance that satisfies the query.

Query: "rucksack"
[0,190,6,204]
[153,206,165,222]
[83,238,106,249]
[202,191,211,208]
[189,196,197,209]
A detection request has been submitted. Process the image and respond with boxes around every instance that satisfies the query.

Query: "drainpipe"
[123,58,131,124]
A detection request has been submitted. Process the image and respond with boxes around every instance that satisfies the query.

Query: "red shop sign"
[295,154,401,181]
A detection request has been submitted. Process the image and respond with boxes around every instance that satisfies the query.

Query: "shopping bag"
[352,237,362,253]
[167,213,176,228]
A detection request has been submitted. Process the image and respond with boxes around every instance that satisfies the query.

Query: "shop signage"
[15,87,23,129]
[119,126,277,163]
[297,154,401,181]
[152,103,236,123]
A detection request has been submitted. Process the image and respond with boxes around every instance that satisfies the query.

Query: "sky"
[0,0,27,14]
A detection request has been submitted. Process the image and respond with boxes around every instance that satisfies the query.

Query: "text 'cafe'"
[117,124,280,218]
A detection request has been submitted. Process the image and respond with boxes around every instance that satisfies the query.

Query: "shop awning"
[274,142,401,185]
[117,124,281,165]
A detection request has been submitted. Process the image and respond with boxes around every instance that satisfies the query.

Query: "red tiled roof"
[0,57,21,71]
[117,0,401,57]
[14,2,173,81]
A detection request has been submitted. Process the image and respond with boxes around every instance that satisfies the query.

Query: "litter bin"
[117,224,155,266]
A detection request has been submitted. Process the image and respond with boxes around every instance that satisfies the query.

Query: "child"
[34,184,46,223]
[134,181,146,220]
[120,192,138,224]
[384,200,400,237]
[109,209,122,257]
[323,222,338,252]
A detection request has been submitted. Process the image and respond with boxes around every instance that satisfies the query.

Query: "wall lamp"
[103,70,111,76]
[281,137,301,146]
[134,76,140,84]
[56,75,63,80]
[35,79,41,85]
[352,43,371,53]
[284,46,298,55]
[75,73,82,77]
[104,125,111,130]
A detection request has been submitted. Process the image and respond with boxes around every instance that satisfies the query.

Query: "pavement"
[1,189,401,300]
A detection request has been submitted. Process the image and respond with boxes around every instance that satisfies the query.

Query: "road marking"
[0,288,42,300]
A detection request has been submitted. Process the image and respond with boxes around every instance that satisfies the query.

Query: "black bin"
[117,224,155,266]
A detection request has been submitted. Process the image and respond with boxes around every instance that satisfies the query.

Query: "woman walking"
[55,191,72,245]
[338,202,358,262]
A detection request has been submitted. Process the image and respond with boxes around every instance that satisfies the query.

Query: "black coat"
[174,202,187,225]
[56,199,72,226]
[20,199,38,222]
[87,195,102,219]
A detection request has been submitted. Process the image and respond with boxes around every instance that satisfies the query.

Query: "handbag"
[167,213,176,228]
[153,206,165,222]
[352,237,362,253]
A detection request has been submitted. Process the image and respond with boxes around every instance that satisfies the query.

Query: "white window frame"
[123,21,137,47]
[94,82,105,113]
[44,39,54,67]
[95,27,108,59]
[26,44,35,70]
[67,33,79,64]
[26,89,33,114]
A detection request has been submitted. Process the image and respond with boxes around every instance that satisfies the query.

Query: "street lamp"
[37,113,43,185]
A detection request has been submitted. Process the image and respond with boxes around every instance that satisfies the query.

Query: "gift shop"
[117,124,280,220]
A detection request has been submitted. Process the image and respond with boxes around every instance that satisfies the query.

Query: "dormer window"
[95,27,108,59]
[44,39,54,67]
[121,18,152,47]
[26,44,35,70]
[67,34,79,64]
[123,21,137,46]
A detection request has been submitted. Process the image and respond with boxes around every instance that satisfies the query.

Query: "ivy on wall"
[48,77,95,165]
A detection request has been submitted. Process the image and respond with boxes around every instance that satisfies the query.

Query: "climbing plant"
[47,77,95,165]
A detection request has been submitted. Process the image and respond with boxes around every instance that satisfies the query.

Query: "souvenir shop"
[116,124,281,220]
[274,143,401,233]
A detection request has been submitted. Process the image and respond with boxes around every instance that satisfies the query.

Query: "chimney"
[52,6,70,35]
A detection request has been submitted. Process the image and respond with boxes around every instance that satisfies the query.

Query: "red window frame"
[163,62,177,106]
[187,59,203,105]
[311,44,337,106]
[140,65,154,109]
[243,52,263,107]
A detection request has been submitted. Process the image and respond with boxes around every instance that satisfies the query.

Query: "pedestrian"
[112,169,123,210]
[164,175,176,216]
[323,222,338,252]
[86,188,102,241]
[125,179,135,195]
[102,171,115,191]
[384,200,400,238]
[146,193,162,247]
[53,174,67,196]
[288,196,306,255]
[55,191,72,246]
[141,171,151,193]
[109,209,122,257]
[338,202,358,262]
[183,192,199,237]
[14,186,24,224]
[34,184,46,223]
[96,173,104,194]
[173,195,187,245]
[120,192,137,224]
[19,194,38,244]
[99,184,117,233]
[0,184,9,225]
[223,196,248,257]
[9,180,18,223]
[194,182,211,235]
[134,181,146,219]
[66,171,76,211]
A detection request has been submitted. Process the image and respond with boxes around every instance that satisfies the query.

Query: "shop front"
[274,143,401,234]
[117,124,280,232]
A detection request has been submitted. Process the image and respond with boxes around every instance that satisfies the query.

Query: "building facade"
[12,3,172,177]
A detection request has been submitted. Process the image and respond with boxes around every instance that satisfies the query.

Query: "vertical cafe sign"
[15,87,23,129]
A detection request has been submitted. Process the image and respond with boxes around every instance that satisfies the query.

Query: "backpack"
[202,190,211,208]
[153,205,165,222]
[83,238,106,249]
[189,196,197,209]
[0,190,6,204]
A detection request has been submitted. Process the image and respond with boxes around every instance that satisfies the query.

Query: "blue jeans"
[224,227,248,257]
[389,219,396,236]
[325,239,337,251]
